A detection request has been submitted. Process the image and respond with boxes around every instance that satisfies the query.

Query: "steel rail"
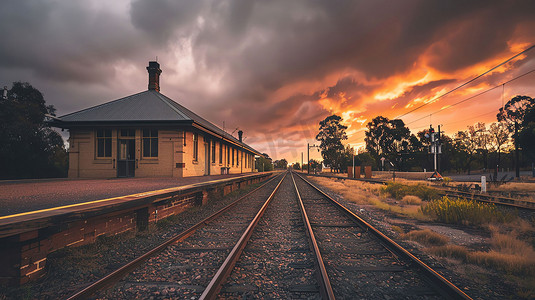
[293,172,472,300]
[290,171,336,300]
[199,172,288,300]
[67,173,283,300]
[435,189,535,210]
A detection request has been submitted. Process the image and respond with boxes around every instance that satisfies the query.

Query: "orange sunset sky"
[0,1,534,164]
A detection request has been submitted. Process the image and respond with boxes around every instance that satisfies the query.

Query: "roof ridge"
[151,91,191,120]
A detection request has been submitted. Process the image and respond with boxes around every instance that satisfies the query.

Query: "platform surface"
[0,174,254,217]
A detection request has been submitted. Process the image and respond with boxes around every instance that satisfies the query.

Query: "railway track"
[67,172,285,299]
[306,173,534,210]
[68,170,471,299]
[291,171,470,299]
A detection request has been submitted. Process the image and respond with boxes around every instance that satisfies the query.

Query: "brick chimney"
[147,61,162,92]
[238,130,243,142]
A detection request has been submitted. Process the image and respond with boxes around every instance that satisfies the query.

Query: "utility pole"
[437,125,441,173]
[307,143,318,174]
[307,143,310,174]
[301,152,303,172]
[515,121,520,178]
[352,151,355,178]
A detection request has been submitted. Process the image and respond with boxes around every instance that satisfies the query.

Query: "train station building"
[50,62,260,178]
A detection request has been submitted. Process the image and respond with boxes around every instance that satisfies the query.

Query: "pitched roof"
[52,90,260,154]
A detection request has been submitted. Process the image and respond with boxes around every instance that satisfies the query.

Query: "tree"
[292,162,301,170]
[518,106,535,163]
[489,122,510,174]
[497,95,535,131]
[255,154,273,172]
[0,82,67,179]
[308,159,322,173]
[454,126,480,174]
[274,158,288,169]
[497,95,534,176]
[355,152,376,168]
[472,122,490,170]
[365,116,410,170]
[316,115,348,172]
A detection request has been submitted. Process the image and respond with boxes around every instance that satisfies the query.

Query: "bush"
[383,182,439,201]
[419,196,509,226]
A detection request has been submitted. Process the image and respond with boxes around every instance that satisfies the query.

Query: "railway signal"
[426,125,443,180]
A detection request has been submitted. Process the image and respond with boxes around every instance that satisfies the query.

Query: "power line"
[395,44,535,119]
[347,68,535,144]
[405,68,535,126]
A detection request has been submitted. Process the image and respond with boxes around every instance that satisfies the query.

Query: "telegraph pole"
[307,143,318,174]
[515,121,520,178]
[437,125,441,173]
[307,143,310,174]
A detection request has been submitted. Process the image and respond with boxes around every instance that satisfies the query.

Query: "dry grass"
[309,177,383,205]
[403,229,449,246]
[427,227,535,277]
[489,182,535,193]
[391,225,404,234]
[428,244,470,261]
[309,177,430,219]
[470,250,535,276]
[401,195,422,205]
[507,218,535,234]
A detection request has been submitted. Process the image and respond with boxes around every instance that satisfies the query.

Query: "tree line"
[0,82,68,179]
[316,95,535,174]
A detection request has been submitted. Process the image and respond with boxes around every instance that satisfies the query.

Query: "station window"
[142,129,158,157]
[232,148,234,166]
[227,145,230,166]
[237,150,239,166]
[96,129,112,157]
[120,129,135,137]
[193,133,199,161]
[212,140,216,163]
[219,142,223,164]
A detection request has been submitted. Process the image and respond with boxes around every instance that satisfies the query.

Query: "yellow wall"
[68,128,255,178]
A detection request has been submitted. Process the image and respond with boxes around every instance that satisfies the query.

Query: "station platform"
[0,173,255,217]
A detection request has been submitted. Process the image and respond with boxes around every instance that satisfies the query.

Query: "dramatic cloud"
[1,0,534,162]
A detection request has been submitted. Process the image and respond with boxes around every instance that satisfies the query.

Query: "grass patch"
[383,182,439,201]
[391,225,404,235]
[309,177,430,219]
[419,196,511,226]
[428,244,470,261]
[489,182,535,193]
[310,177,382,205]
[401,195,422,205]
[404,229,449,246]
[470,250,535,276]
[426,229,535,276]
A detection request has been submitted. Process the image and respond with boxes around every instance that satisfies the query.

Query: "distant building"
[51,62,260,178]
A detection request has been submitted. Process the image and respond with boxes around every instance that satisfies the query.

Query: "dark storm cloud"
[0,0,151,83]
[130,0,205,43]
[1,0,533,160]
[424,1,535,73]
